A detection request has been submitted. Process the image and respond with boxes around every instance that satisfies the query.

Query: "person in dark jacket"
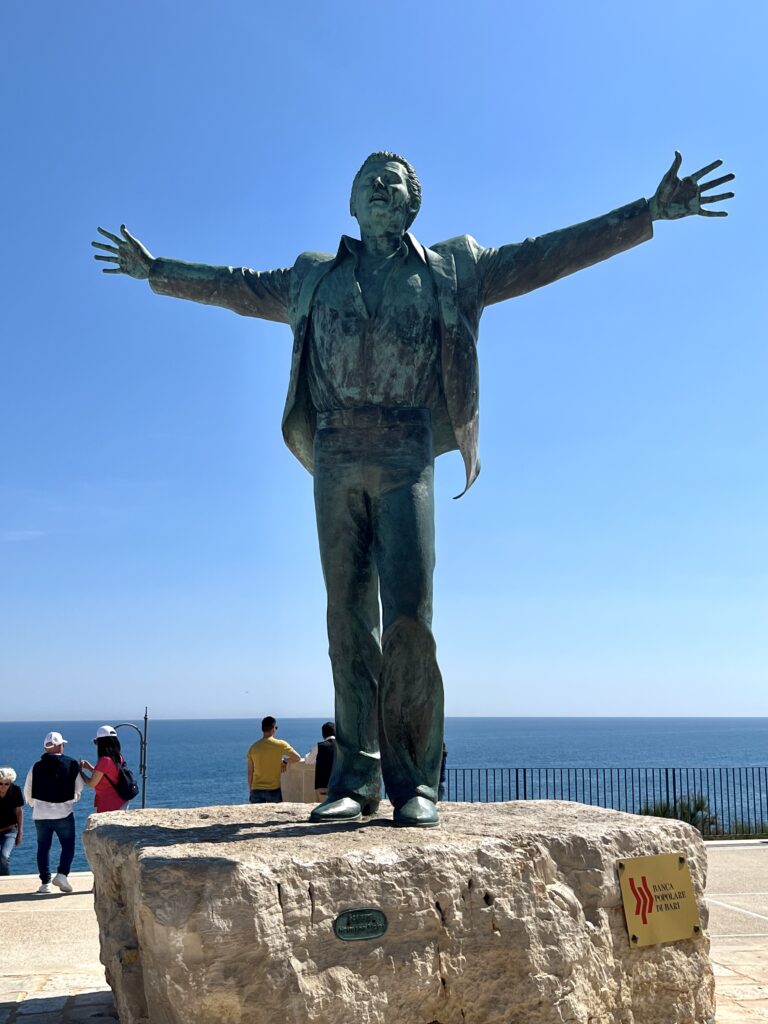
[0,767,24,874]
[438,743,448,802]
[23,731,83,894]
[305,722,336,801]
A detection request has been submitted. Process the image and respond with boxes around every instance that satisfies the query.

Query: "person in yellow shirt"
[246,717,301,804]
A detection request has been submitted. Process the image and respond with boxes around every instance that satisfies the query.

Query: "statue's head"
[350,151,422,234]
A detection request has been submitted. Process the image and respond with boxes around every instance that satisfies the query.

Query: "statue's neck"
[359,229,405,259]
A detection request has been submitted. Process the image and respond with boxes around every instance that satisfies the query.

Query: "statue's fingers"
[699,173,735,192]
[91,241,120,253]
[665,150,683,179]
[94,254,120,263]
[102,267,122,273]
[699,208,728,217]
[691,159,723,181]
[120,224,140,247]
[700,192,735,204]
[97,226,122,244]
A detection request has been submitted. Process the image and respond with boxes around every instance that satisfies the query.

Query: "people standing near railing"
[247,717,302,804]
[79,725,129,812]
[438,743,448,801]
[0,767,24,874]
[23,731,83,894]
[305,722,336,802]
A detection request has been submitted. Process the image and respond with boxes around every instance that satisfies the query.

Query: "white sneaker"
[52,873,73,893]
[36,882,53,894]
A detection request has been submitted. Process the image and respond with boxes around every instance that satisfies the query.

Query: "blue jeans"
[34,814,75,882]
[249,788,282,804]
[0,830,17,875]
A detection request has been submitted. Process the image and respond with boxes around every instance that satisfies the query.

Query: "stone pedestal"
[83,801,714,1024]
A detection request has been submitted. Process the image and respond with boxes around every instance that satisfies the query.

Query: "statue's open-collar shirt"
[305,234,442,414]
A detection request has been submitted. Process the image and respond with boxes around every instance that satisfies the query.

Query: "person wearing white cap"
[80,726,129,813]
[23,731,84,894]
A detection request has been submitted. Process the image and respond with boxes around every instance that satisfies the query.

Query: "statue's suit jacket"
[150,198,653,496]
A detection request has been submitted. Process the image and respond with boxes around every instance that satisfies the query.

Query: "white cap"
[93,725,118,741]
[44,731,67,748]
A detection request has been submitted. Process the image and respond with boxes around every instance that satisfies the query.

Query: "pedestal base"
[83,801,714,1024]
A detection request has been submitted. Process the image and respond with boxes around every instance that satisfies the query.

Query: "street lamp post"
[115,707,148,808]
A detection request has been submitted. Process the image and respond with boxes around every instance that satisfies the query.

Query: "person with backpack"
[23,731,84,894]
[79,725,134,812]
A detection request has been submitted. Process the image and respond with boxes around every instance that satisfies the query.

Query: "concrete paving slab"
[2,872,113,1023]
[15,996,68,1015]
[66,1005,118,1023]
[706,843,768,1021]
[708,901,768,937]
[711,892,768,917]
[64,995,113,1007]
[706,841,768,891]
[1,874,102,981]
[4,1016,62,1024]
[36,981,109,998]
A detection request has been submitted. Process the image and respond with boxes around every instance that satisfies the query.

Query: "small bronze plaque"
[333,908,388,941]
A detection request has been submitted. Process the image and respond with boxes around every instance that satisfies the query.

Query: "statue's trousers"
[313,407,444,808]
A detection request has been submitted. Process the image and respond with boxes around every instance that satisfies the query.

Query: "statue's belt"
[317,406,431,430]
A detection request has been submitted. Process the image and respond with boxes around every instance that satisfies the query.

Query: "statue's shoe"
[309,797,380,823]
[393,796,440,828]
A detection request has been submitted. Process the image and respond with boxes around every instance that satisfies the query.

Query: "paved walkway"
[2,843,766,1022]
[706,841,768,1022]
[0,872,115,1023]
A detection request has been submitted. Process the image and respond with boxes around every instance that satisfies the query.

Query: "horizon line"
[4,714,767,724]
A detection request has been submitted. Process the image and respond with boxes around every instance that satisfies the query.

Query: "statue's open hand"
[650,152,734,221]
[92,225,154,279]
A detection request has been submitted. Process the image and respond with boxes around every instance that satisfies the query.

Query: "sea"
[2,717,766,877]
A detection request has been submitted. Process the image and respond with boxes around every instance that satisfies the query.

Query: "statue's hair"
[350,151,422,228]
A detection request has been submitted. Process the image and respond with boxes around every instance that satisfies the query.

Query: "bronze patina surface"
[93,150,733,829]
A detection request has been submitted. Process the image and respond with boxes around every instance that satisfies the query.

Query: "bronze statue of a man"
[94,150,733,828]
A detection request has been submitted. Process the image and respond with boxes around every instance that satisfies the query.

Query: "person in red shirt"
[79,726,128,812]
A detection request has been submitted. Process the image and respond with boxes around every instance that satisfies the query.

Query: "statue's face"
[352,159,414,235]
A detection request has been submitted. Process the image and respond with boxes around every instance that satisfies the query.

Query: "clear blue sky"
[1,2,765,721]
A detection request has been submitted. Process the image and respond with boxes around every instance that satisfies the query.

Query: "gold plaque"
[617,852,702,948]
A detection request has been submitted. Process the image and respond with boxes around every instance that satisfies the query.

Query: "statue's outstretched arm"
[479,152,734,307]
[92,224,292,323]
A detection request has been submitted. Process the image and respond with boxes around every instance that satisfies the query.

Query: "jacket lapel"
[295,256,337,328]
[421,240,479,497]
[421,241,459,330]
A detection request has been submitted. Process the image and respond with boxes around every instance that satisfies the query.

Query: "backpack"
[107,761,140,802]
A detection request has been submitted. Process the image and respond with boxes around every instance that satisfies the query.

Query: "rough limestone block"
[280,761,318,803]
[83,801,714,1024]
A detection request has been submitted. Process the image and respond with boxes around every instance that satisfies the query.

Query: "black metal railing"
[443,766,768,838]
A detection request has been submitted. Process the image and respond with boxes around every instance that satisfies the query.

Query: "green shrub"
[640,793,718,835]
